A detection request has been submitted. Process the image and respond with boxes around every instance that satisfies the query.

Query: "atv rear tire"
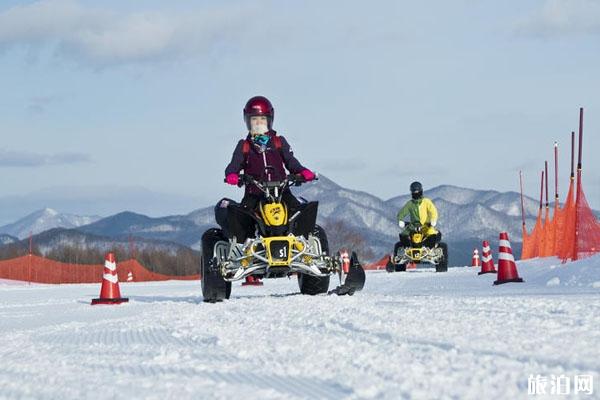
[201,228,231,302]
[436,242,448,273]
[298,225,330,295]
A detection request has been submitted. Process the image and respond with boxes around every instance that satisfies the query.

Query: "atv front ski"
[328,251,365,296]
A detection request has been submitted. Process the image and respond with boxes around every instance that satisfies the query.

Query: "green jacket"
[397,197,439,235]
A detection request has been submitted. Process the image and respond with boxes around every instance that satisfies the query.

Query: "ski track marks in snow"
[1,256,600,399]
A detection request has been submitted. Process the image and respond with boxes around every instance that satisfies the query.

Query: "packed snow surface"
[1,256,599,399]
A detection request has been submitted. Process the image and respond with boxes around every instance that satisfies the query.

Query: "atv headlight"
[294,240,305,252]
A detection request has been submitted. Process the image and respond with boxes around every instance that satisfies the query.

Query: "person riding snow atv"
[200,96,365,302]
[386,181,448,272]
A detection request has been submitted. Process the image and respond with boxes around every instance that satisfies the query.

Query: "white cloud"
[0,149,91,167]
[515,0,600,37]
[0,0,250,66]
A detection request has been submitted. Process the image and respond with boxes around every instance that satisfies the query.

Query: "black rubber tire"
[201,228,231,303]
[436,242,448,273]
[396,263,407,272]
[385,257,395,273]
[298,225,330,295]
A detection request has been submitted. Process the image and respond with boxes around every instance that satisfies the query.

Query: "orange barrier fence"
[521,109,600,262]
[364,255,388,270]
[0,255,199,284]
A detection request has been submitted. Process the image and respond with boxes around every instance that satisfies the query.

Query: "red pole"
[578,108,583,171]
[539,170,544,211]
[554,142,559,206]
[519,171,526,229]
[574,107,584,260]
[570,131,575,180]
[28,231,32,285]
[544,161,549,209]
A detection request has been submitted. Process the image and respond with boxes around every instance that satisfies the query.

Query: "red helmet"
[243,96,274,130]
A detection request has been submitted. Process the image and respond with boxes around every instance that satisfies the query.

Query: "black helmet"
[410,181,423,199]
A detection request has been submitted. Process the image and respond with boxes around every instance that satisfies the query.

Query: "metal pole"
[28,231,32,285]
[578,108,583,170]
[570,131,575,180]
[554,142,559,206]
[545,161,549,209]
[519,171,526,229]
[574,108,584,260]
[539,170,544,211]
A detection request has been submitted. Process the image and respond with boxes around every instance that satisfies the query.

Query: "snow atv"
[386,222,448,273]
[201,173,366,302]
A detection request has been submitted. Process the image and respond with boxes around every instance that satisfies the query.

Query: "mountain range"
[1,176,573,266]
[0,208,100,239]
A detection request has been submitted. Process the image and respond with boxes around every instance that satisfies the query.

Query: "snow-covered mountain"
[3,178,573,265]
[29,228,192,257]
[57,176,548,265]
[0,208,101,239]
[77,211,207,250]
[294,178,541,261]
[0,234,18,245]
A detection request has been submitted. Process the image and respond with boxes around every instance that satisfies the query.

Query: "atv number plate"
[269,240,289,262]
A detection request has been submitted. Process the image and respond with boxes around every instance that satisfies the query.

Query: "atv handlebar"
[404,222,432,233]
[224,173,318,188]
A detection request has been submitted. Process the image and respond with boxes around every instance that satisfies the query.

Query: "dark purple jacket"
[225,131,305,195]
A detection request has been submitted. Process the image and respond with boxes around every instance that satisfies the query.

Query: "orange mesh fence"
[540,208,555,257]
[520,175,600,262]
[550,205,563,257]
[557,180,577,260]
[528,212,543,258]
[364,255,389,270]
[561,179,600,261]
[0,255,199,284]
[521,225,532,259]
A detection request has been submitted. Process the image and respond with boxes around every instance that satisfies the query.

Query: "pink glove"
[225,173,239,186]
[300,169,315,182]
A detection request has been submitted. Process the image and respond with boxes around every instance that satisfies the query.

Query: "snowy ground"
[1,256,599,400]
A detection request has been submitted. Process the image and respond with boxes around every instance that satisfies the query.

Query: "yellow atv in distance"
[386,222,448,273]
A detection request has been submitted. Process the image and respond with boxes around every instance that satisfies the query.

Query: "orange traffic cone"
[91,253,129,305]
[241,276,263,286]
[494,232,524,285]
[478,240,497,275]
[471,249,481,268]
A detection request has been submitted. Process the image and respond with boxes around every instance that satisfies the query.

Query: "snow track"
[1,257,599,399]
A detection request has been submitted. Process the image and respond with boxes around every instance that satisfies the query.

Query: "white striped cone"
[478,240,497,275]
[91,252,129,304]
[127,271,133,282]
[494,232,523,285]
[471,249,481,268]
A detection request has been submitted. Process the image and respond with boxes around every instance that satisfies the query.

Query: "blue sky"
[0,0,599,221]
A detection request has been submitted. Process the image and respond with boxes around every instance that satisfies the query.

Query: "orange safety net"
[0,255,199,284]
[521,225,532,259]
[556,179,575,260]
[363,255,389,270]
[523,210,543,259]
[520,173,600,262]
[550,203,563,256]
[540,206,559,257]
[538,207,550,257]
[560,178,600,261]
